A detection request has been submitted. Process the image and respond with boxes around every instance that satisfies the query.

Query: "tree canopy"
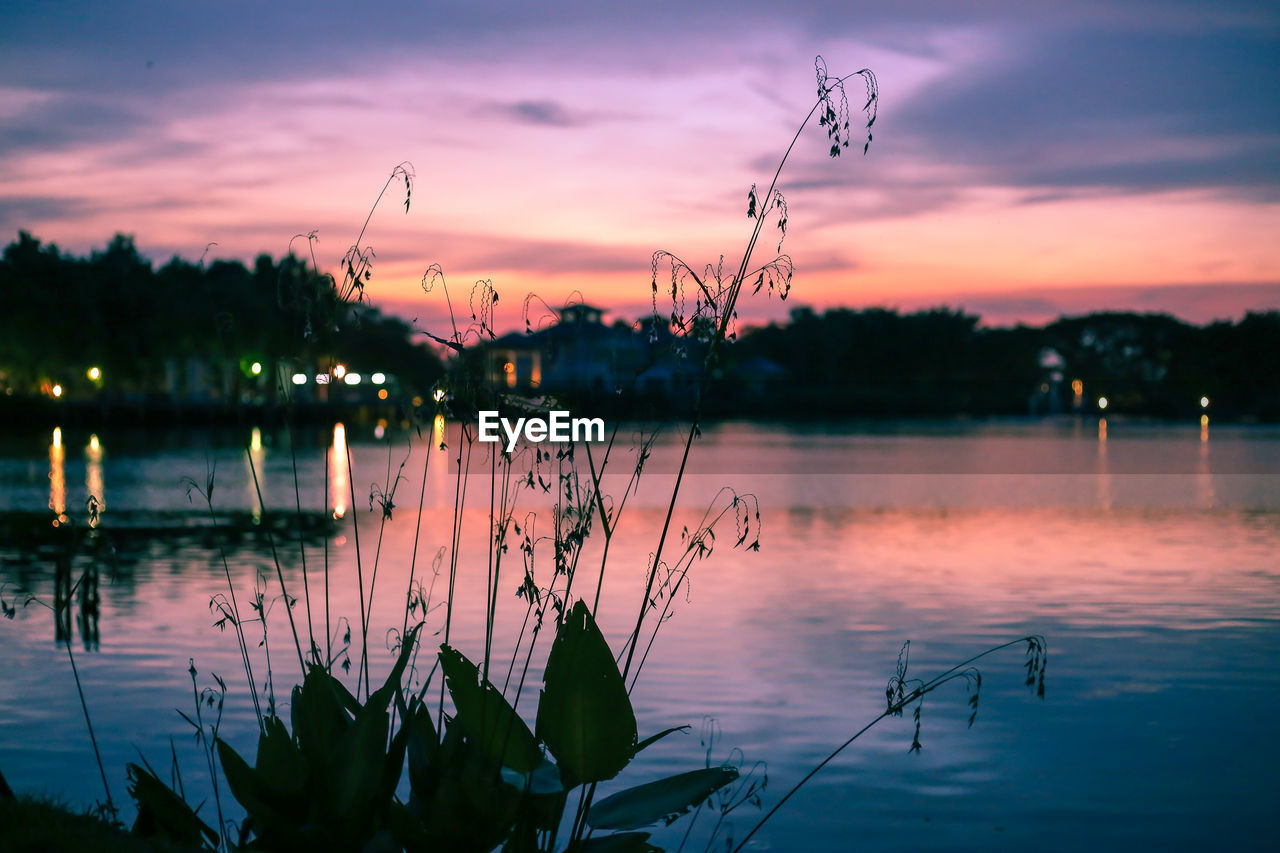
[0,232,442,397]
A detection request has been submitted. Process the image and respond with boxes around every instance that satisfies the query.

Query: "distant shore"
[1,394,1271,433]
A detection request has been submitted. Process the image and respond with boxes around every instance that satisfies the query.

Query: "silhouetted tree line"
[714,305,1280,419]
[3,233,1274,420]
[0,232,442,401]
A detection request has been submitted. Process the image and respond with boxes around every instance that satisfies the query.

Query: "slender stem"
[403,414,436,639]
[483,445,497,684]
[733,711,887,852]
[203,497,262,727]
[622,74,865,686]
[438,424,474,732]
[246,445,306,674]
[509,618,541,713]
[344,440,370,699]
[286,420,316,662]
[620,416,697,681]
[502,600,534,697]
[358,440,401,695]
[583,441,612,616]
[628,489,741,686]
[733,637,1041,851]
[65,640,113,812]
[324,431,332,670]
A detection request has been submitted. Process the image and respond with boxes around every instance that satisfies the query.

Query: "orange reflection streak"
[1096,418,1111,510]
[330,423,348,519]
[86,434,104,520]
[1196,428,1215,508]
[425,415,449,497]
[49,427,66,524]
[247,427,264,522]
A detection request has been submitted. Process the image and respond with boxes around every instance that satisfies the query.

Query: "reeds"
[0,56,1052,853]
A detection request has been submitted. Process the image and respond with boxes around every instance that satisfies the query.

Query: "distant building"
[1029,347,1066,414]
[732,357,789,397]
[488,303,639,393]
[483,303,702,399]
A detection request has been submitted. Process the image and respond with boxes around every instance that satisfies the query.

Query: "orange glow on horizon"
[6,49,1276,328]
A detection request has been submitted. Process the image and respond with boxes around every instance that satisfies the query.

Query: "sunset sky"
[2,1,1277,331]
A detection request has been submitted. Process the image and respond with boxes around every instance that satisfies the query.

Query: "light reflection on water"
[86,433,103,518]
[330,421,348,519]
[245,426,264,523]
[0,420,1278,850]
[47,427,65,523]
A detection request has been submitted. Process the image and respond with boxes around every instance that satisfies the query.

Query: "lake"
[1,418,1278,851]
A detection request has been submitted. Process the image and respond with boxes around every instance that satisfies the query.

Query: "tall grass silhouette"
[0,57,1050,852]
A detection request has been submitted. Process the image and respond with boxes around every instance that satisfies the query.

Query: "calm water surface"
[1,419,1277,851]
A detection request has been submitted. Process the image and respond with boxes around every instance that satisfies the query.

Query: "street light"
[1200,396,1210,409]
[1098,396,1108,410]
[251,362,263,376]
[87,366,101,381]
